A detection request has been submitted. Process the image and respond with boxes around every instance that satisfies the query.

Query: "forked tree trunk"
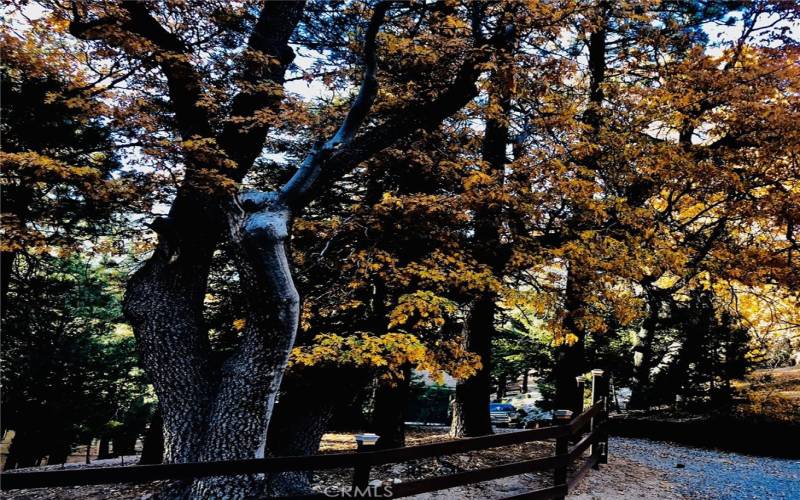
[191,194,299,497]
[123,194,300,498]
[110,2,490,495]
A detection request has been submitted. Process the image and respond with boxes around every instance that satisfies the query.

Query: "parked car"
[520,406,553,428]
[507,392,544,413]
[489,403,525,428]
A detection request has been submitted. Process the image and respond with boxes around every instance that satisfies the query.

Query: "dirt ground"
[312,427,555,497]
[318,428,684,500]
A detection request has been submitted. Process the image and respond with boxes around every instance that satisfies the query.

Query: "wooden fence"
[1,371,610,499]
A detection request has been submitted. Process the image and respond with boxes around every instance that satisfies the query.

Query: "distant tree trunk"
[497,374,507,400]
[630,291,660,409]
[451,23,515,438]
[112,435,137,457]
[4,430,34,470]
[371,365,412,449]
[0,184,32,315]
[1,250,14,315]
[266,402,335,496]
[139,408,164,465]
[98,436,112,460]
[554,341,585,411]
[451,295,495,437]
[554,270,586,411]
[521,370,529,393]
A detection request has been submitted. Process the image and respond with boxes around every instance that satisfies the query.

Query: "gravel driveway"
[604,437,800,499]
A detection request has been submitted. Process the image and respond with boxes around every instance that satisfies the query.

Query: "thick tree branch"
[69,0,212,139]
[219,1,307,177]
[280,1,393,206]
[281,18,510,210]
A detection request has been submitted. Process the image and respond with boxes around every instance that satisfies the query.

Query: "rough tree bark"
[265,367,368,496]
[69,1,495,496]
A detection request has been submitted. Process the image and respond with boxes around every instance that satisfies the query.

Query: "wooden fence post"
[352,433,379,495]
[591,369,609,466]
[575,376,585,416]
[552,409,572,498]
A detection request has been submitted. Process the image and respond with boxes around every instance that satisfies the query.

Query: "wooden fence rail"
[1,371,610,499]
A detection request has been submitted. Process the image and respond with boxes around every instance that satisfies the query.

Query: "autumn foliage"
[1,0,799,495]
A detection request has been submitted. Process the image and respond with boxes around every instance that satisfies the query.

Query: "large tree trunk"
[190,194,300,497]
[371,365,412,449]
[123,224,217,466]
[265,366,369,496]
[451,295,495,437]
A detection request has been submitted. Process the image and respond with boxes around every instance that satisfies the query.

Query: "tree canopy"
[1,0,798,497]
